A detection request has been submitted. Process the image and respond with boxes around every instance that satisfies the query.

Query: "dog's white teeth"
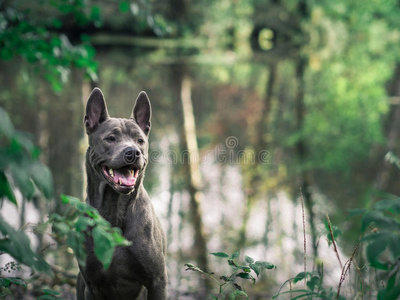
[119,178,122,185]
[109,168,114,177]
[130,169,134,176]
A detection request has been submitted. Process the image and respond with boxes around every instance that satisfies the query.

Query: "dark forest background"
[1,0,400,299]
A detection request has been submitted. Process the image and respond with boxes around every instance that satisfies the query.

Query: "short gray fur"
[76,88,167,300]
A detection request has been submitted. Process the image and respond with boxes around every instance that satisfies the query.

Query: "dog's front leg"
[77,272,97,300]
[146,274,167,300]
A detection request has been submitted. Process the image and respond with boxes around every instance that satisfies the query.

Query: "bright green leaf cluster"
[186,251,275,299]
[49,195,131,270]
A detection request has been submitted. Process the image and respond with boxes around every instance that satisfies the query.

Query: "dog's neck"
[85,155,145,228]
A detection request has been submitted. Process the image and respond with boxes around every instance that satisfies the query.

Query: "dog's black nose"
[124,147,140,163]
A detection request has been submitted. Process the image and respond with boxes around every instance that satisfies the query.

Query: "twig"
[337,242,360,299]
[352,259,365,294]
[326,214,343,270]
[40,243,56,253]
[300,189,307,290]
[289,279,293,299]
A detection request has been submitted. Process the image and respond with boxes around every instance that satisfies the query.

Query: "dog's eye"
[106,136,116,142]
[137,138,144,145]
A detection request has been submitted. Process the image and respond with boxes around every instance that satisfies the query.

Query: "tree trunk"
[375,65,400,191]
[295,57,318,259]
[238,63,277,250]
[180,73,209,274]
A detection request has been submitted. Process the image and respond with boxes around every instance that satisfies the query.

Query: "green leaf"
[385,283,400,300]
[9,163,35,199]
[92,226,115,269]
[238,266,251,272]
[361,211,400,232]
[119,1,130,12]
[244,256,254,264]
[0,172,17,206]
[306,275,320,291]
[5,277,26,287]
[0,218,51,274]
[373,199,400,214]
[231,251,240,259]
[228,292,236,300]
[250,263,260,277]
[324,219,342,246]
[210,252,229,258]
[348,208,368,217]
[255,261,275,269]
[90,6,101,21]
[53,222,70,236]
[237,272,255,284]
[42,289,60,295]
[293,272,307,283]
[61,194,71,204]
[366,232,391,269]
[0,107,15,138]
[389,234,400,258]
[234,290,248,297]
[75,216,95,232]
[227,259,237,267]
[30,162,53,199]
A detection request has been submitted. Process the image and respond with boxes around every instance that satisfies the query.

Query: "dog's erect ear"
[84,88,109,134]
[131,91,152,135]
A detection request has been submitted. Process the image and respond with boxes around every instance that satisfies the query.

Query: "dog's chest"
[95,184,132,228]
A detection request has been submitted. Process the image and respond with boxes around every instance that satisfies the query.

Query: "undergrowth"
[185,192,400,299]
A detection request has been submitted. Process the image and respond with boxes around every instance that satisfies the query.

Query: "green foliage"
[324,218,342,246]
[0,4,98,91]
[0,0,172,91]
[48,195,132,270]
[0,261,26,297]
[272,195,400,299]
[0,106,53,274]
[0,274,26,298]
[185,251,275,299]
[0,107,53,202]
[273,270,344,300]
[0,107,131,298]
[359,197,400,297]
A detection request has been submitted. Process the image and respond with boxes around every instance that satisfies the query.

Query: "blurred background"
[1,0,400,299]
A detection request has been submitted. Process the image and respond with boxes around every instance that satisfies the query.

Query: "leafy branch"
[185,251,275,299]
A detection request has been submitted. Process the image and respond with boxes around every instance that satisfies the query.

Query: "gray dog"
[76,88,167,300]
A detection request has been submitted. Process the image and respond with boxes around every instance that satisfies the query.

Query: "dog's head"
[84,88,151,195]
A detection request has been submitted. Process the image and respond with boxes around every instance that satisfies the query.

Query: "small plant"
[47,194,132,269]
[356,197,400,299]
[185,251,275,299]
[273,270,343,300]
[0,274,26,298]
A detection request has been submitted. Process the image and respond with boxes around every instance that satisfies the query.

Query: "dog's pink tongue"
[113,169,139,186]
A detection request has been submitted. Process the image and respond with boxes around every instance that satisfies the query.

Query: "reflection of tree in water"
[1,0,400,298]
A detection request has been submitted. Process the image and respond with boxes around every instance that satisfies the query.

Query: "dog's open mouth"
[102,165,139,188]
